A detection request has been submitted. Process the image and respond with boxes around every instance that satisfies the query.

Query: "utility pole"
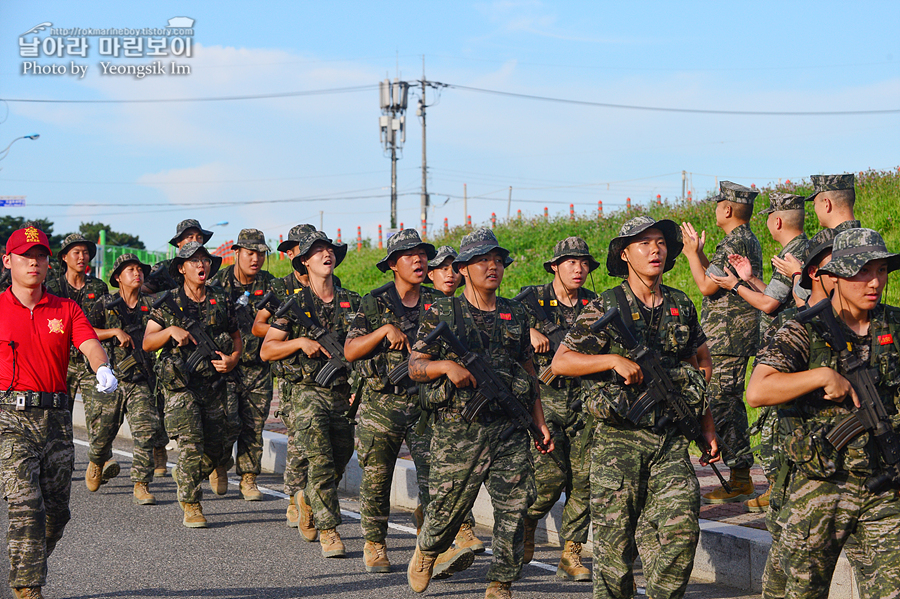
[418,58,429,238]
[380,77,408,230]
[682,170,686,200]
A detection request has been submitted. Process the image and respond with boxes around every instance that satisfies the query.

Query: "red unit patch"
[670,308,680,316]
[582,299,589,305]
[879,334,894,346]
[424,304,432,310]
[499,313,512,320]
[254,289,264,295]
[87,293,95,299]
[209,299,216,305]
[140,306,149,312]
[340,301,351,308]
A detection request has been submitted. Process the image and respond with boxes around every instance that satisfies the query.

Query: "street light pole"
[0,134,40,161]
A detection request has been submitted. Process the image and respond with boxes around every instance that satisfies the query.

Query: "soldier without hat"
[553,216,718,599]
[681,181,763,503]
[520,236,598,582]
[748,228,900,598]
[260,231,360,558]
[407,228,554,599]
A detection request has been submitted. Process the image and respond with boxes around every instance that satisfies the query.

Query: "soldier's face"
[622,229,667,278]
[237,248,265,277]
[178,254,213,285]
[284,244,300,260]
[5,247,50,288]
[428,259,461,296]
[832,258,888,313]
[63,244,91,274]
[390,247,428,284]
[116,263,144,290]
[177,228,205,247]
[460,250,504,291]
[552,258,589,289]
[302,241,335,277]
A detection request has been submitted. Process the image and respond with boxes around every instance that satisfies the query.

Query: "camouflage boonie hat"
[58,233,97,263]
[800,228,837,290]
[715,181,758,205]
[428,245,458,268]
[168,219,213,247]
[375,229,436,273]
[543,236,600,274]
[169,241,222,283]
[231,229,271,253]
[452,228,513,272]
[277,223,316,252]
[109,253,151,288]
[805,173,855,203]
[758,192,805,216]
[290,231,347,274]
[817,228,900,279]
[607,216,683,278]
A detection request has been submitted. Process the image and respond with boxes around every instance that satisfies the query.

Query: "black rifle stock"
[372,281,420,396]
[103,294,154,383]
[796,298,900,493]
[514,287,568,385]
[274,295,348,387]
[590,307,731,492]
[423,320,562,469]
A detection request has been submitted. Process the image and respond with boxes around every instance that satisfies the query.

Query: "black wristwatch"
[730,282,742,295]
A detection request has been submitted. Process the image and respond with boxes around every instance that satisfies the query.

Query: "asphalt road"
[0,429,761,599]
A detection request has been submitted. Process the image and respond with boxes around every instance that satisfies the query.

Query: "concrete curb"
[74,398,858,597]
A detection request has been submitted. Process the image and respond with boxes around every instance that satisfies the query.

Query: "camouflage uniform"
[208,245,276,478]
[270,274,359,531]
[701,183,762,470]
[756,229,900,599]
[144,219,215,295]
[150,250,238,504]
[413,292,537,583]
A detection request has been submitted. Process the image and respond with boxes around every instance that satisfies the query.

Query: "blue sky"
[2,1,899,253]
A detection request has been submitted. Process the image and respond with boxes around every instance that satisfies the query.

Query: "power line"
[26,190,417,208]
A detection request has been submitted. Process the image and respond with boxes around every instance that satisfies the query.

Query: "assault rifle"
[514,287,568,385]
[591,307,731,492]
[274,295,348,387]
[152,291,238,387]
[254,290,282,316]
[103,294,154,383]
[424,320,562,469]
[797,298,900,493]
[372,281,419,396]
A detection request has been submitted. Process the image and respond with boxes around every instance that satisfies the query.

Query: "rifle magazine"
[825,414,865,450]
[538,366,557,385]
[460,393,490,423]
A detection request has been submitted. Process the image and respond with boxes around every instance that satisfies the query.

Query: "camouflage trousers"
[83,379,162,482]
[707,355,753,470]
[591,420,700,599]
[419,412,535,583]
[291,382,354,531]
[755,406,780,481]
[356,389,431,542]
[151,389,169,449]
[773,470,900,599]
[225,364,273,476]
[65,360,92,402]
[277,378,309,497]
[162,378,230,503]
[526,418,592,544]
[0,407,73,588]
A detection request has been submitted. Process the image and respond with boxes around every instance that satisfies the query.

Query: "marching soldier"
[520,237,598,582]
[142,219,214,295]
[552,216,719,599]
[426,245,464,296]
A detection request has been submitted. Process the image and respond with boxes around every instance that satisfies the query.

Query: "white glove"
[96,365,118,394]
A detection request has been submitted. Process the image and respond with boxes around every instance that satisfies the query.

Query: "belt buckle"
[16,394,26,411]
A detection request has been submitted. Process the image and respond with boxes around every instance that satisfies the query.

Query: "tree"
[76,221,145,249]
[0,216,66,251]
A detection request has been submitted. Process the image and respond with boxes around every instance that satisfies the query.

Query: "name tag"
[549,299,558,306]
[879,334,893,346]
[500,313,512,321]
[670,308,680,316]
[340,301,351,308]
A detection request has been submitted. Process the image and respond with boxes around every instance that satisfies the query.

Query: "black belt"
[1,391,70,411]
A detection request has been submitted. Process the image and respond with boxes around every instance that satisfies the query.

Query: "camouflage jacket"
[758,304,900,477]
[45,272,110,361]
[759,233,808,336]
[88,292,156,383]
[347,283,436,395]
[562,281,707,427]
[208,265,276,365]
[143,258,178,294]
[411,295,535,416]
[701,223,763,356]
[270,285,360,387]
[149,286,238,390]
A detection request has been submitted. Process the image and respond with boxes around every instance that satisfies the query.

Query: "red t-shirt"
[0,287,99,393]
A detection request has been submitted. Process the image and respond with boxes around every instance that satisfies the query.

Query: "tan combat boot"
[296,491,318,541]
[455,521,486,554]
[319,528,346,558]
[557,540,591,582]
[432,545,475,580]
[133,482,157,505]
[12,587,43,599]
[745,486,771,512]
[240,473,263,501]
[413,504,424,536]
[180,502,208,528]
[363,540,391,573]
[523,517,538,563]
[153,446,168,477]
[286,495,299,528]
[208,466,228,496]
[85,461,103,492]
[485,581,512,599]
[407,544,436,593]
[101,460,120,484]
[702,467,756,504]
